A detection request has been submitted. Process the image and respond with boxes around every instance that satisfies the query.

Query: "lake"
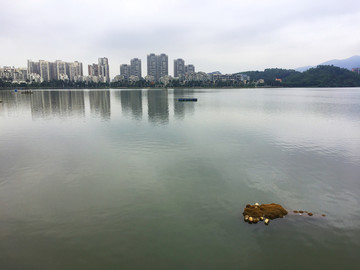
[0,88,359,269]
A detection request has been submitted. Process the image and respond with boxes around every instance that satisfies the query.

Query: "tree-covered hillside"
[283,65,360,87]
[239,68,300,85]
[239,65,360,87]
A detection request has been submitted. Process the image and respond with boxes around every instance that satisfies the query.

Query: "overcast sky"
[1,0,360,78]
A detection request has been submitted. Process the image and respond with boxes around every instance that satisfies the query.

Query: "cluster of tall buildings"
[116,53,196,83]
[146,53,169,82]
[4,54,197,84]
[2,54,251,85]
[88,57,110,83]
[23,57,111,83]
[27,60,83,82]
[118,58,142,81]
[0,66,28,82]
[174,59,195,78]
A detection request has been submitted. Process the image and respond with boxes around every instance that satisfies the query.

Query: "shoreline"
[2,86,360,91]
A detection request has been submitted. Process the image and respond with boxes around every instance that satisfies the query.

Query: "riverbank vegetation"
[241,65,360,87]
[1,65,360,90]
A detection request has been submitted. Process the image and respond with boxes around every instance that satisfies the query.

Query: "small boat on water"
[178,98,197,102]
[20,90,33,94]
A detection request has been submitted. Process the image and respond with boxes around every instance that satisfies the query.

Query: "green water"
[0,88,359,269]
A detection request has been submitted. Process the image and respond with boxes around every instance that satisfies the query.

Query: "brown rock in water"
[299,210,304,214]
[308,212,313,216]
[293,210,299,213]
[322,214,326,217]
[243,203,288,221]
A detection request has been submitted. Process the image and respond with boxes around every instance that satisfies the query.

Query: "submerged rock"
[242,203,288,225]
[242,204,325,225]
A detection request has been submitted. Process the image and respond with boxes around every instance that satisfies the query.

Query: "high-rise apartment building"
[147,53,168,81]
[147,53,157,80]
[158,54,168,80]
[98,57,110,83]
[66,61,83,81]
[130,58,142,79]
[55,60,67,80]
[27,60,40,75]
[185,64,195,74]
[88,64,99,76]
[39,60,50,81]
[174,58,185,78]
[120,64,131,79]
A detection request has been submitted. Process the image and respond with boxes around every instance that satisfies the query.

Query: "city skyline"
[21,54,198,82]
[1,0,360,78]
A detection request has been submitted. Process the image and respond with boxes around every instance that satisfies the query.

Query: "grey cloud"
[1,0,360,76]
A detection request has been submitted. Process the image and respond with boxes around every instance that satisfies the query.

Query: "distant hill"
[295,66,313,72]
[320,55,360,70]
[284,65,360,87]
[296,55,360,72]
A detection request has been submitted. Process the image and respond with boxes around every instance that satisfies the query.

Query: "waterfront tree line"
[0,78,248,89]
[2,65,360,89]
[241,65,360,87]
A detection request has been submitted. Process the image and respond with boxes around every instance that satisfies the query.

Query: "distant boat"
[178,98,197,102]
[21,90,33,94]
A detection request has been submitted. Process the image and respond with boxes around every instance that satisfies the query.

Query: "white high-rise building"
[55,60,67,80]
[39,60,50,81]
[98,57,110,83]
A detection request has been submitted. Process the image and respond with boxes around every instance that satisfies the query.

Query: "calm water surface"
[0,88,359,269]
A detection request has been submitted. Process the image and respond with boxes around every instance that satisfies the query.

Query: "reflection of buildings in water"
[88,90,111,119]
[0,91,33,115]
[147,89,169,124]
[0,91,21,115]
[173,89,195,119]
[31,91,55,118]
[118,90,143,120]
[30,91,85,119]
